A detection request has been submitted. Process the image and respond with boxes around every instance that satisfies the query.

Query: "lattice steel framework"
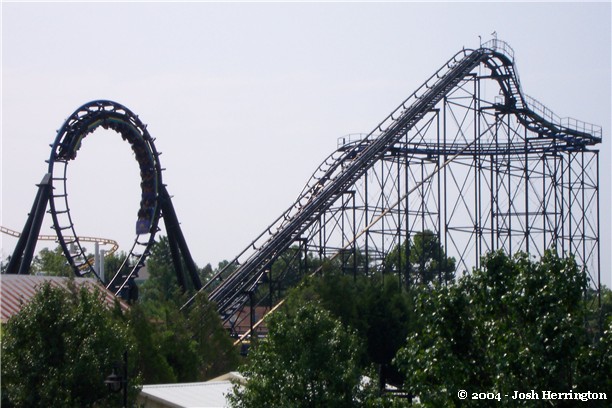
[306,86,601,285]
[195,40,601,336]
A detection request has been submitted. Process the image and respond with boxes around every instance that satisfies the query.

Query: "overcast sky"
[2,2,610,286]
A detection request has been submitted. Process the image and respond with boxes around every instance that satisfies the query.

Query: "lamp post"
[105,350,128,408]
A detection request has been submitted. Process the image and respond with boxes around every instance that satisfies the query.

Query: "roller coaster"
[1,226,118,271]
[5,101,202,297]
[5,40,602,334]
[194,39,602,333]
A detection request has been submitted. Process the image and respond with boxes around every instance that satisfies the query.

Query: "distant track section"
[1,226,119,254]
[189,40,601,324]
[1,225,119,269]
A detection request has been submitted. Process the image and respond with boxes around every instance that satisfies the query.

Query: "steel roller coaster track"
[1,225,118,258]
[6,40,601,332]
[6,101,202,297]
[186,40,601,334]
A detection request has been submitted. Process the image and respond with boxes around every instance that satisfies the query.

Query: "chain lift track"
[187,40,602,333]
[6,101,202,296]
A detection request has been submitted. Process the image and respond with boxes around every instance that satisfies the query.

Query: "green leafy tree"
[202,259,239,292]
[186,294,240,380]
[144,295,240,383]
[154,301,202,382]
[125,304,177,384]
[394,250,611,407]
[359,279,413,386]
[286,270,413,387]
[102,250,128,284]
[1,281,136,407]
[201,262,214,283]
[228,303,365,408]
[30,245,73,276]
[386,230,455,286]
[134,236,240,382]
[286,270,361,333]
[139,236,183,306]
[252,246,325,307]
[1,256,8,273]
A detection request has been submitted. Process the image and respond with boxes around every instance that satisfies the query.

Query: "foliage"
[250,246,326,306]
[285,269,413,387]
[386,230,455,286]
[139,236,183,307]
[120,294,240,385]
[1,281,136,407]
[2,237,240,407]
[125,304,177,384]
[135,236,240,382]
[359,279,413,385]
[228,303,365,408]
[201,262,214,283]
[394,250,611,407]
[132,293,240,383]
[186,294,241,379]
[27,245,126,282]
[201,259,239,292]
[154,299,202,382]
[101,250,128,284]
[30,245,73,277]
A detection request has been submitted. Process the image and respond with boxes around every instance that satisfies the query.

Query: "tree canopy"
[31,246,73,277]
[394,250,611,407]
[386,230,455,286]
[1,281,134,407]
[286,270,413,387]
[228,303,366,408]
[256,248,610,406]
[4,236,609,408]
[131,236,239,383]
[1,236,240,406]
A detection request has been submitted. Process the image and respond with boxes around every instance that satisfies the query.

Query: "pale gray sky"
[2,2,610,286]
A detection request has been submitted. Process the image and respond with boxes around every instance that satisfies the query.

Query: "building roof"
[224,305,269,336]
[0,274,127,323]
[138,373,245,408]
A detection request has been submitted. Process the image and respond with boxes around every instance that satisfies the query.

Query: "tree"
[185,294,240,380]
[125,304,177,384]
[132,293,239,384]
[228,303,365,408]
[30,245,73,276]
[1,281,136,407]
[201,259,239,292]
[24,245,126,281]
[153,299,202,382]
[359,279,413,387]
[200,262,214,283]
[102,250,128,284]
[386,230,455,286]
[286,270,413,388]
[252,245,324,307]
[126,235,240,383]
[394,250,611,407]
[139,236,183,306]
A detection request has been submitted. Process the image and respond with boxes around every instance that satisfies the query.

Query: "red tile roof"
[0,275,127,323]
